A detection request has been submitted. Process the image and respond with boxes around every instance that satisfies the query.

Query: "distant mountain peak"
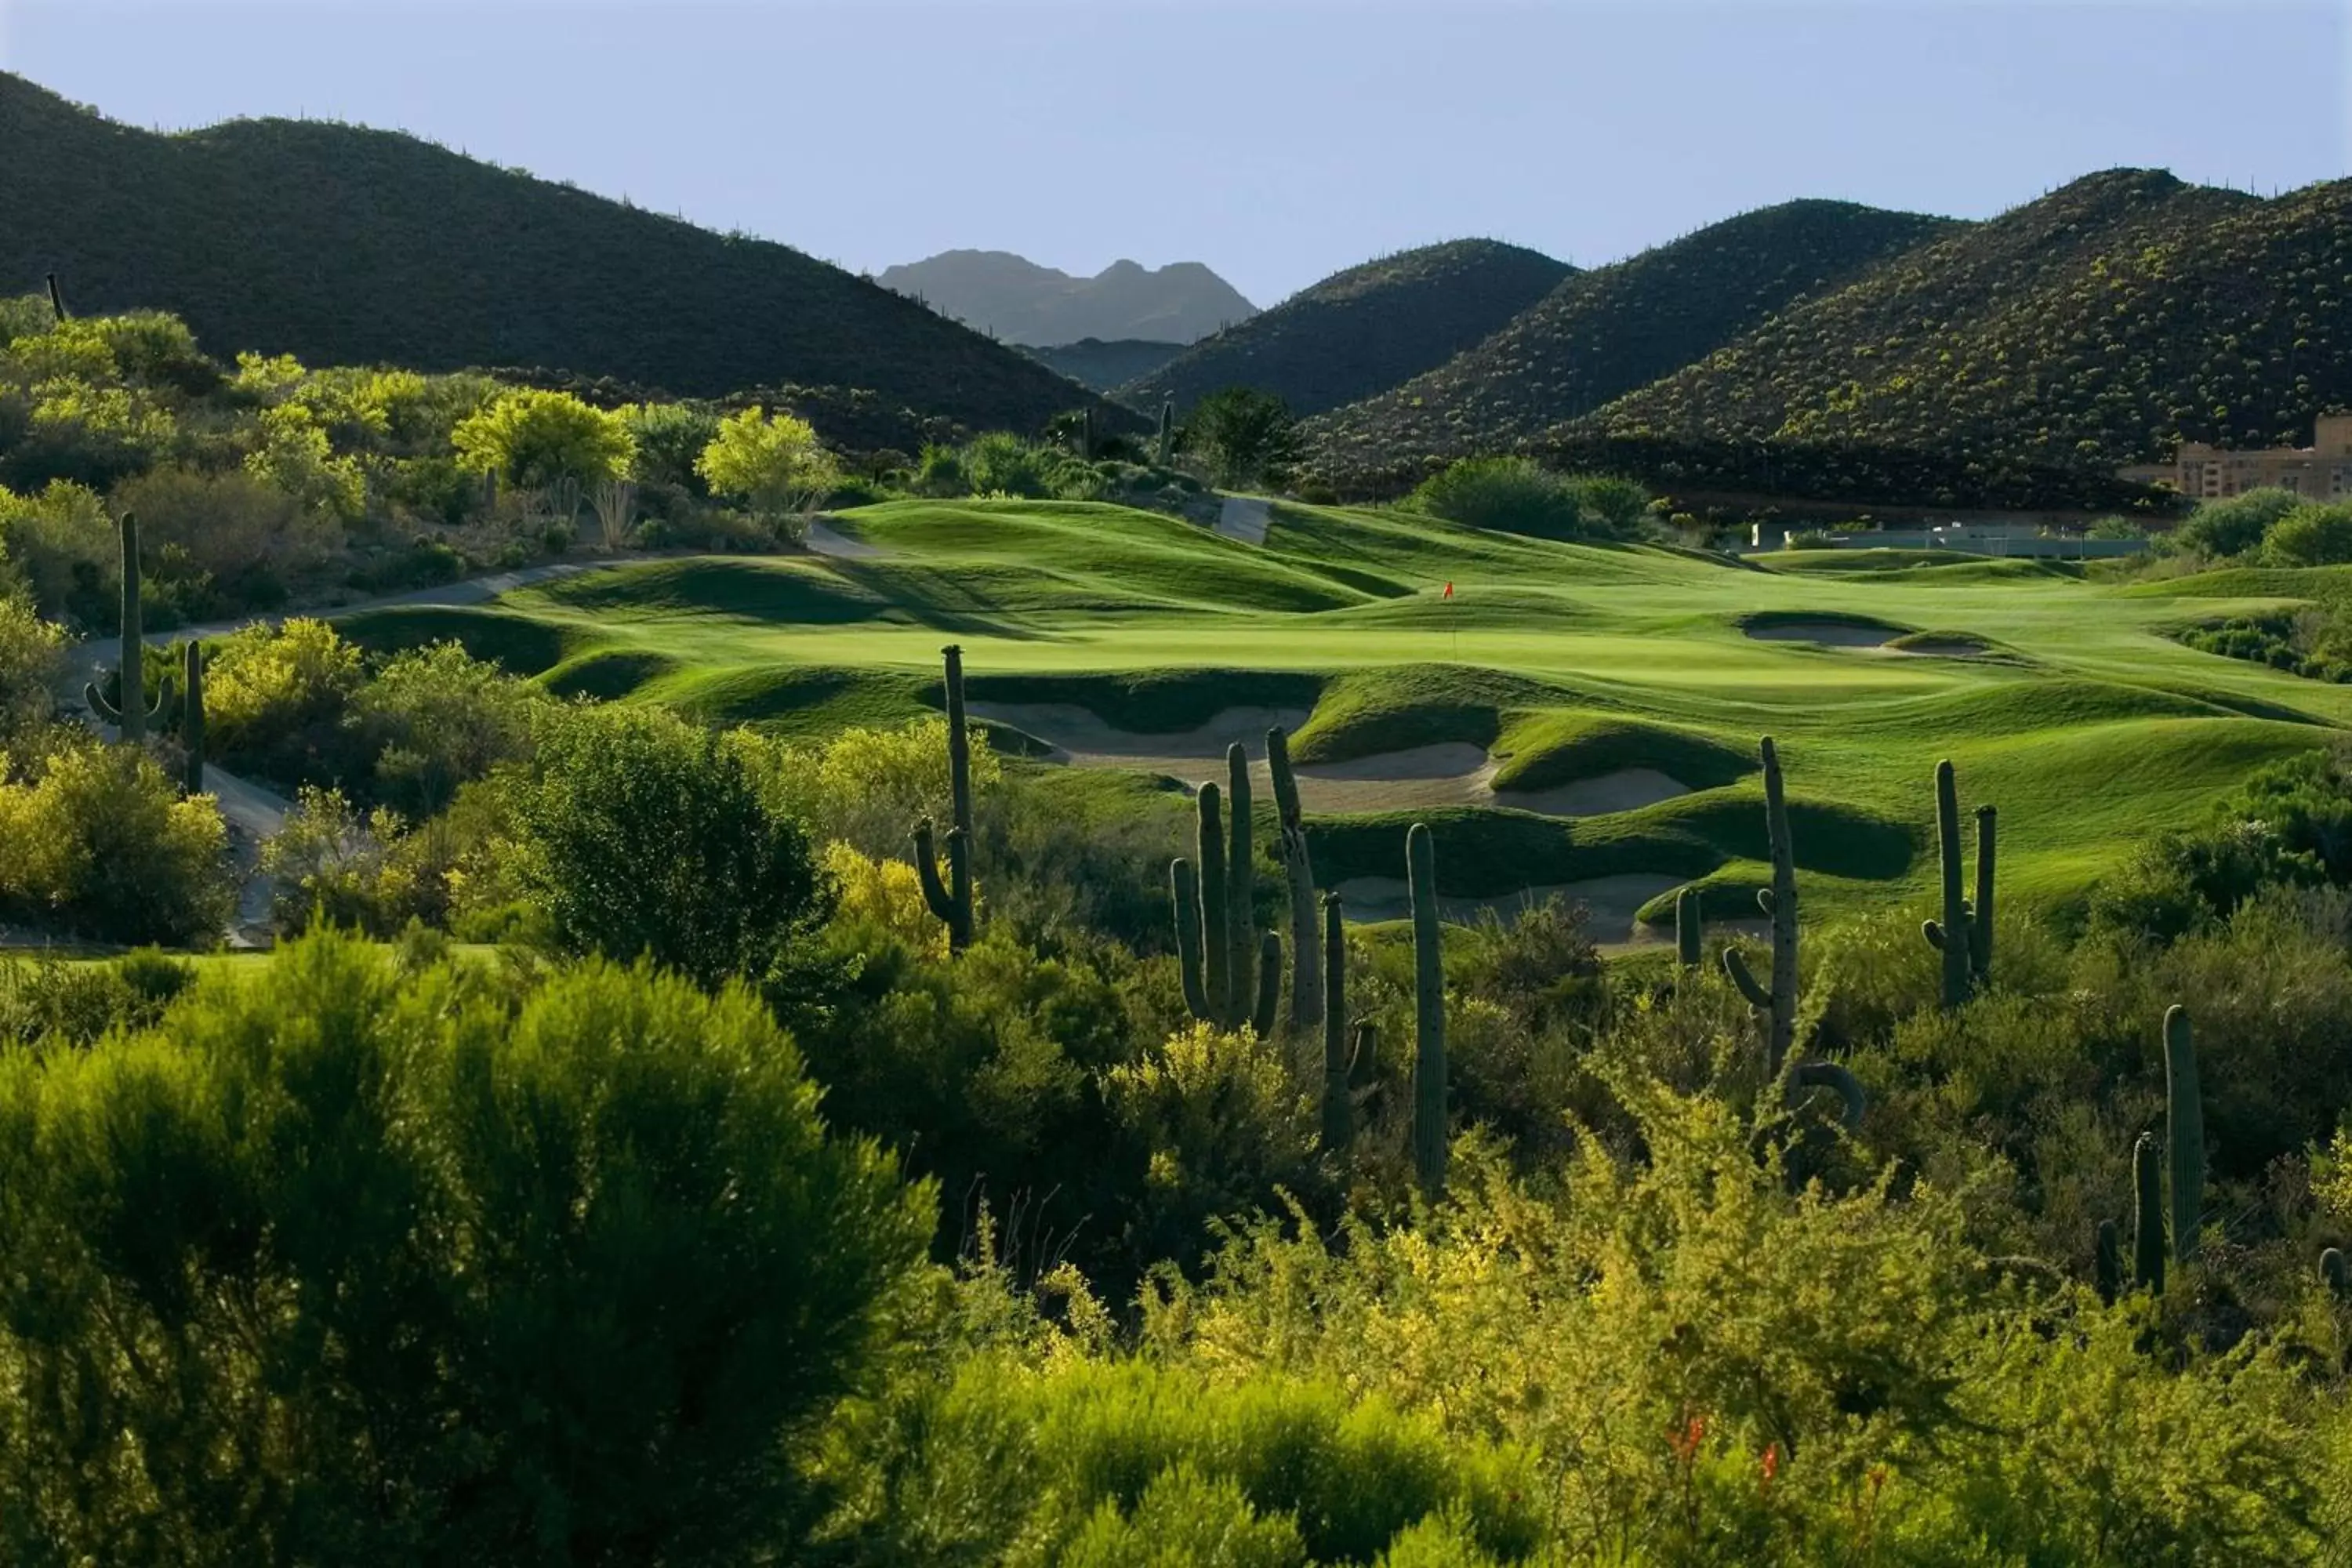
[877,249,1257,347]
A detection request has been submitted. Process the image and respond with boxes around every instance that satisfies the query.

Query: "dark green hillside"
[1301,201,1957,483]
[1025,338,1185,392]
[1120,240,1572,418]
[0,73,1128,433]
[1555,170,2352,504]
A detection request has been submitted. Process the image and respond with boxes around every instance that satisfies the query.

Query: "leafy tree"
[501,704,833,989]
[622,400,722,494]
[0,737,230,943]
[451,388,635,496]
[1405,456,1582,538]
[2263,501,2352,566]
[350,641,543,817]
[2173,486,2299,558]
[203,618,367,789]
[1186,388,1299,488]
[0,927,934,1561]
[695,405,840,536]
[0,586,65,746]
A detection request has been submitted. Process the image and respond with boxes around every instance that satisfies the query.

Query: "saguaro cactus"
[1675,885,1703,967]
[1224,743,1258,1024]
[1251,931,1282,1040]
[1724,737,1798,1073]
[1173,782,1235,1027]
[1268,727,1323,1029]
[2165,1004,2205,1265]
[85,512,163,742]
[2133,1131,2165,1294]
[1789,1061,1864,1131]
[1922,763,1997,1007]
[2323,1247,2350,1299]
[180,641,206,795]
[1408,822,1447,1200]
[45,271,67,322]
[1156,398,1175,467]
[2094,1218,2122,1305]
[913,644,976,951]
[1319,891,1352,1152]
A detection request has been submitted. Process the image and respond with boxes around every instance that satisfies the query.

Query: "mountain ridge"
[878,249,1256,347]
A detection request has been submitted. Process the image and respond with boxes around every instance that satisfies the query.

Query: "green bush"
[501,704,833,989]
[1403,457,1581,539]
[0,739,230,944]
[0,928,935,1562]
[2171,486,2299,558]
[2263,500,2352,566]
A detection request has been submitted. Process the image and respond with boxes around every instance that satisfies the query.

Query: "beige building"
[2119,413,2352,500]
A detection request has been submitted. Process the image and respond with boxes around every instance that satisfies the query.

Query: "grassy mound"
[1492,713,1752,793]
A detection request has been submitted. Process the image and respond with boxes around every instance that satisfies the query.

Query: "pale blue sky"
[3,1,2346,305]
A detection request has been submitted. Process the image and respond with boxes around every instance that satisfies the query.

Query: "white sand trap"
[1334,873,1686,946]
[1497,767,1691,816]
[1887,637,1987,659]
[972,706,1697,818]
[1744,620,1896,648]
[804,520,883,559]
[1215,495,1272,545]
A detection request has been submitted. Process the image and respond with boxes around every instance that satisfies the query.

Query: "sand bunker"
[1887,637,1988,659]
[1214,495,1272,546]
[804,521,883,559]
[1744,619,1897,648]
[969,703,1693,818]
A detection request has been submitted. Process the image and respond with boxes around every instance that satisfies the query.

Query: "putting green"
[336,498,2350,934]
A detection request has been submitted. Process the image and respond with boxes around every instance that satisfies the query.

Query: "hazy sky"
[3,1,2346,305]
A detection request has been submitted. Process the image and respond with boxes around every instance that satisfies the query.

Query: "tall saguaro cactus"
[1319,891,1352,1152]
[1223,744,1258,1022]
[1174,782,1236,1027]
[1408,822,1447,1200]
[2094,1218,2122,1305]
[2165,1004,2205,1265]
[1156,399,1175,467]
[85,512,162,742]
[45,271,67,322]
[1922,762,1998,1007]
[913,644,976,951]
[1268,727,1324,1029]
[2132,1131,2165,1294]
[1724,737,1798,1073]
[180,641,206,795]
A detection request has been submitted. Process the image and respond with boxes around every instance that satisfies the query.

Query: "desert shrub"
[824,840,949,960]
[0,928,935,1563]
[622,400,722,494]
[912,441,969,497]
[0,586,65,746]
[747,717,1003,862]
[0,478,114,625]
[0,739,230,945]
[961,431,1064,499]
[113,465,342,605]
[0,948,192,1047]
[1185,388,1299,488]
[202,617,367,788]
[499,704,833,989]
[1404,456,1581,539]
[1561,473,1652,537]
[349,641,544,817]
[261,786,434,936]
[2169,486,2299,559]
[822,1358,1541,1566]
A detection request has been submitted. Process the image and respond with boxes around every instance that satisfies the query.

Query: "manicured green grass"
[344,498,2352,926]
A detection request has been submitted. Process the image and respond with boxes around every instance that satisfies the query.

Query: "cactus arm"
[1172,858,1212,1022]
[1269,727,1323,1029]
[1724,946,1773,1011]
[2132,1131,2166,1294]
[2094,1218,2122,1306]
[1197,782,1231,1025]
[1319,891,1351,1153]
[1971,804,1997,987]
[2164,1005,2204,1265]
[45,271,67,322]
[913,819,957,924]
[1348,1021,1377,1092]
[1789,1060,1865,1131]
[1922,920,1946,950]
[1224,743,1255,1029]
[1408,822,1447,1200]
[182,642,206,795]
[85,680,125,725]
[1250,932,1283,1040]
[1675,886,1701,967]
[2323,1247,2350,1298]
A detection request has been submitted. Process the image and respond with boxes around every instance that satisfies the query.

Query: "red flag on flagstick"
[1443,582,1454,600]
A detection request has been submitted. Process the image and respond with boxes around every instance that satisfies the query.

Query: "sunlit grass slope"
[337,499,2352,926]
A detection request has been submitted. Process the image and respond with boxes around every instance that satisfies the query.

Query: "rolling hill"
[1120,240,1573,418]
[877,251,1255,347]
[1299,201,1959,482]
[1025,338,1187,392]
[1546,169,2352,505]
[0,71,1127,437]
